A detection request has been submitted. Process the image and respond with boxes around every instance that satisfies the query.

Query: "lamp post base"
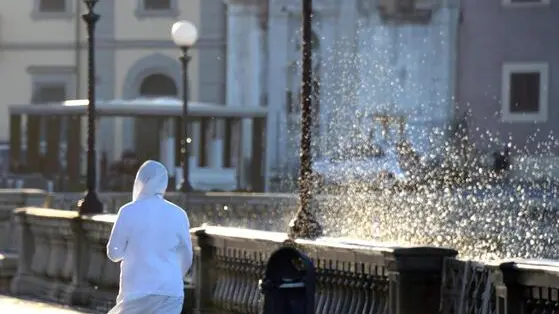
[77,190,104,215]
[288,206,323,240]
[179,181,194,193]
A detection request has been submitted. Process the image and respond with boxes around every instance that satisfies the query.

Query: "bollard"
[259,246,315,314]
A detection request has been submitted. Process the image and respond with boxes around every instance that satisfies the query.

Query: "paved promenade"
[0,295,92,313]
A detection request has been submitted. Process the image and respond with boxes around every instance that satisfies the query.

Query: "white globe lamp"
[171,21,198,48]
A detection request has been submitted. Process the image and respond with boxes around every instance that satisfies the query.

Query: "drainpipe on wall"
[75,1,82,98]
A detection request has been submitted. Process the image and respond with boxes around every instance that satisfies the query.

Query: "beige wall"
[0,2,80,44]
[114,0,201,41]
[0,0,226,146]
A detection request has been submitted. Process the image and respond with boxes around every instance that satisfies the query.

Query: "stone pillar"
[495,262,522,314]
[224,0,266,189]
[266,3,289,174]
[251,117,265,192]
[192,228,216,314]
[385,247,458,314]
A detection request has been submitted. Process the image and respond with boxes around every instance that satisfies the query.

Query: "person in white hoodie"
[106,160,193,314]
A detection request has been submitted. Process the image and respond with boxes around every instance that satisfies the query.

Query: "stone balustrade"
[0,189,47,293]
[192,227,559,314]
[7,206,559,314]
[8,207,195,313]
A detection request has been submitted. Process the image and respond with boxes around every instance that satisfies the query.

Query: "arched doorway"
[139,73,178,96]
[135,73,178,162]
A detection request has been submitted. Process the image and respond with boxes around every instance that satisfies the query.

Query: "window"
[28,66,76,146]
[28,66,75,103]
[32,84,67,104]
[502,0,550,7]
[33,0,72,18]
[39,0,66,12]
[136,0,179,18]
[501,63,549,123]
[144,0,171,10]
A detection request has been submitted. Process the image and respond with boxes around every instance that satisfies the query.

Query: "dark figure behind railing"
[493,145,511,175]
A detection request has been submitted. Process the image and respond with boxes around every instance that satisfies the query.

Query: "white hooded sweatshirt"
[106,160,193,303]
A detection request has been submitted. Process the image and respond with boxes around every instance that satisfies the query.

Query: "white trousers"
[107,295,183,314]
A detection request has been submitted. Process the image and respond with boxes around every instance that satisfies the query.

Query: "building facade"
[0,0,227,161]
[224,0,461,183]
[456,0,558,166]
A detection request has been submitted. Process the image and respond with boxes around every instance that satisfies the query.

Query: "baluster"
[332,263,344,313]
[322,262,335,313]
[231,250,243,311]
[369,272,380,314]
[237,251,250,312]
[315,260,327,313]
[255,254,267,313]
[249,252,261,314]
[361,273,373,314]
[347,265,360,313]
[380,276,390,314]
[354,264,367,314]
[340,264,353,312]
[212,253,226,308]
[223,249,237,311]
[246,252,259,314]
[337,271,350,311]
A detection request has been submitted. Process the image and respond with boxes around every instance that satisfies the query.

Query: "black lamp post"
[77,0,103,214]
[171,21,198,192]
[288,0,323,239]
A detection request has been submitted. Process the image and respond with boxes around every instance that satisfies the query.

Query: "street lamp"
[77,0,103,214]
[288,0,323,239]
[171,21,198,192]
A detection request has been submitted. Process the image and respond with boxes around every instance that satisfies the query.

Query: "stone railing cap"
[499,258,559,289]
[502,258,559,272]
[14,207,80,219]
[392,246,458,256]
[81,213,117,223]
[192,226,288,243]
[192,226,461,257]
[0,189,46,194]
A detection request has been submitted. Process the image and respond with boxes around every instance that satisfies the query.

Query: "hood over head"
[132,160,169,201]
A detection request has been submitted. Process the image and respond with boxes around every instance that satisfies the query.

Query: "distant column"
[266,3,290,180]
[222,118,233,168]
[9,114,22,173]
[66,115,81,186]
[251,117,265,192]
[45,116,61,177]
[26,115,41,173]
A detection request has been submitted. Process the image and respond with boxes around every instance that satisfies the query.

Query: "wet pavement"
[0,295,92,313]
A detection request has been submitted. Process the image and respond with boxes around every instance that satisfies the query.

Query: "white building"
[223,0,460,185]
[0,0,227,162]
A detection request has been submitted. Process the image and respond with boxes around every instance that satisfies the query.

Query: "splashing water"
[270,6,559,262]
